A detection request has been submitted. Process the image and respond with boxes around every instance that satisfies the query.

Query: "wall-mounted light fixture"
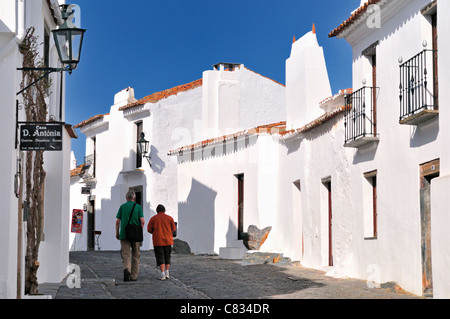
[137,132,151,167]
[17,4,86,95]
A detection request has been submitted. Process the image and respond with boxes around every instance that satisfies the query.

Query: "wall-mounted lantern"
[17,4,86,95]
[137,132,151,167]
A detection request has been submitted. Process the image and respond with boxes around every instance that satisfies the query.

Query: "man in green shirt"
[116,190,144,282]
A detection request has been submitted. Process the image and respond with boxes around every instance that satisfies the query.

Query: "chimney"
[114,87,136,106]
[285,27,332,130]
[212,62,243,72]
[201,63,243,139]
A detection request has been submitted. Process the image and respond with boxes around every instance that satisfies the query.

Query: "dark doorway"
[236,174,244,240]
[129,186,143,207]
[87,199,95,250]
[322,179,333,266]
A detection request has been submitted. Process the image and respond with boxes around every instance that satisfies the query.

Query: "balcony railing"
[399,49,438,125]
[344,86,379,148]
[81,154,96,182]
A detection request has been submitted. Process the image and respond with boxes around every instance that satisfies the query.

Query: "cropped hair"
[126,190,135,201]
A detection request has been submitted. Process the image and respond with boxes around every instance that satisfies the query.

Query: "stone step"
[219,247,246,260]
[242,251,292,266]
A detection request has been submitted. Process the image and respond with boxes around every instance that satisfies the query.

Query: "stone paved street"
[39,250,421,302]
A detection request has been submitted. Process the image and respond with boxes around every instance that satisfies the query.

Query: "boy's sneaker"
[165,270,170,279]
[160,272,166,280]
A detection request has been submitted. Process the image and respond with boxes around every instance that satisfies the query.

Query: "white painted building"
[0,0,78,298]
[70,65,285,251]
[329,0,448,299]
[170,0,450,298]
[170,28,344,263]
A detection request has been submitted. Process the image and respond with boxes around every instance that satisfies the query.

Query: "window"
[344,42,379,148]
[399,3,438,125]
[363,170,377,239]
[135,122,143,168]
[431,12,438,108]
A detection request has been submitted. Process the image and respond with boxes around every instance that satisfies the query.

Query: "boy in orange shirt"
[147,204,176,280]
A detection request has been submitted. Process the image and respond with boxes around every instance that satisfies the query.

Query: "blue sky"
[66,0,360,164]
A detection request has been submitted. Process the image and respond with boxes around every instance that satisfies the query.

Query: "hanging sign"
[20,124,63,151]
[71,209,84,233]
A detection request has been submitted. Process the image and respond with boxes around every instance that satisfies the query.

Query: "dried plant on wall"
[18,27,51,295]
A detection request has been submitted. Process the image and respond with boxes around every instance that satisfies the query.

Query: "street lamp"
[15,3,86,149]
[137,132,151,167]
[52,4,86,70]
[17,4,86,95]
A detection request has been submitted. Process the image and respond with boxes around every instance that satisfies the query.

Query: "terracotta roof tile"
[168,101,348,156]
[70,163,85,177]
[329,0,383,38]
[168,87,352,156]
[285,105,348,137]
[74,113,109,129]
[167,122,286,156]
[119,79,203,111]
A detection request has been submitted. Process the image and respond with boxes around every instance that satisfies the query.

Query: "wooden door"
[419,159,439,298]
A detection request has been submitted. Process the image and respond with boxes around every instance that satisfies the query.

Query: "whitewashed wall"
[177,65,286,255]
[0,0,72,298]
[74,85,203,251]
[0,0,21,297]
[338,0,444,296]
[430,0,450,299]
[202,66,286,139]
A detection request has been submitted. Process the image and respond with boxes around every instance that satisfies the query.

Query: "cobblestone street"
[40,250,421,300]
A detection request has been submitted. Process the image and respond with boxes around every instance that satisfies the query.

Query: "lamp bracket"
[16,66,72,96]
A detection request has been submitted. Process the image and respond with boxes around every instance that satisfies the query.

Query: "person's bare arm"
[115,219,120,240]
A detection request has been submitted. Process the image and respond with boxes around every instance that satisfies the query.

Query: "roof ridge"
[243,67,286,87]
[119,78,203,111]
[74,113,109,129]
[329,0,383,38]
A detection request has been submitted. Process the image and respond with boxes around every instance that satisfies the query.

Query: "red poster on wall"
[71,209,84,233]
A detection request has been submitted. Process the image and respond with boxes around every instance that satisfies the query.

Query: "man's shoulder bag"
[125,203,143,242]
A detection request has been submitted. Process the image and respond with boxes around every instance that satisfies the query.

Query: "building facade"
[170,0,450,298]
[329,0,449,299]
[70,65,286,251]
[0,0,77,298]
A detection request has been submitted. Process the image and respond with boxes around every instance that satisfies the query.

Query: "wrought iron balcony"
[344,86,379,148]
[81,154,96,183]
[399,49,438,125]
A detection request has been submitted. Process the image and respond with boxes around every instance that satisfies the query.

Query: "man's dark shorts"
[154,245,172,266]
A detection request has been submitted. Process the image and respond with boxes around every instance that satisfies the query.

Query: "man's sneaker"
[165,270,170,279]
[124,269,131,282]
[160,272,166,280]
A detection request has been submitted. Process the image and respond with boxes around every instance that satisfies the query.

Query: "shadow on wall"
[178,178,217,254]
[150,145,165,174]
[177,135,258,164]
[410,118,439,148]
[225,217,238,246]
